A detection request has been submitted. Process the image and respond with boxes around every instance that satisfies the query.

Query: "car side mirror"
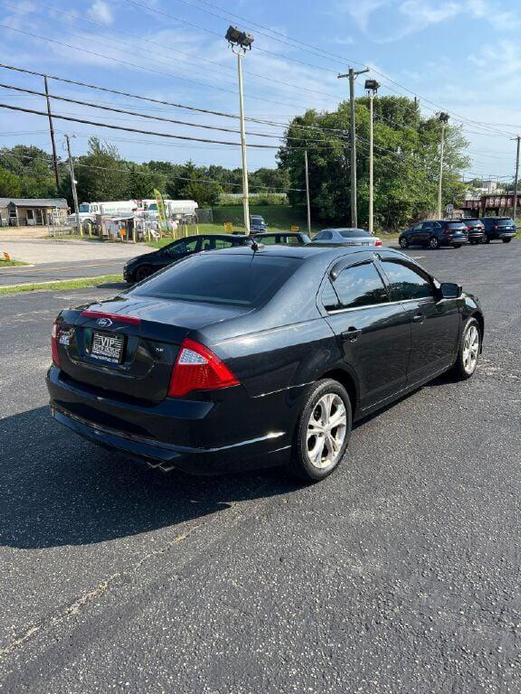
[439,282,462,299]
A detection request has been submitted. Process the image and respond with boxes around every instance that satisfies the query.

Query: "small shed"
[0,198,69,227]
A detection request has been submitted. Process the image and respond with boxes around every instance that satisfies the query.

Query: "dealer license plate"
[90,331,124,364]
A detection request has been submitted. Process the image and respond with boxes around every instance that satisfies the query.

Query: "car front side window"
[332,262,389,309]
[381,261,434,301]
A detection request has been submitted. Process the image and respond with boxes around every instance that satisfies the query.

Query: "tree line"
[0,139,289,208]
[0,96,473,229]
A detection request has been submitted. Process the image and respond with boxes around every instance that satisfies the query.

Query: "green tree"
[75,138,129,203]
[0,166,22,196]
[0,145,57,197]
[278,97,470,229]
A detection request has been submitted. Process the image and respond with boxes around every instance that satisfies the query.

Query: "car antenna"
[250,237,263,252]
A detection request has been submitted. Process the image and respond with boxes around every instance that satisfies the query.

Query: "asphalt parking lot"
[1,242,520,692]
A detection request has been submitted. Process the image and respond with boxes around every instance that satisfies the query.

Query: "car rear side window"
[333,262,389,309]
[381,261,433,301]
[131,254,302,307]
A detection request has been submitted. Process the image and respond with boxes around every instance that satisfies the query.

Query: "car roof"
[320,227,368,233]
[204,243,407,263]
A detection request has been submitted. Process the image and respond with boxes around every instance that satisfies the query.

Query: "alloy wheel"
[399,237,408,249]
[462,324,480,375]
[429,237,439,249]
[306,393,347,469]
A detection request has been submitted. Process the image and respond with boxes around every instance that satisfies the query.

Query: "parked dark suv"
[462,218,485,244]
[481,217,517,243]
[399,220,468,250]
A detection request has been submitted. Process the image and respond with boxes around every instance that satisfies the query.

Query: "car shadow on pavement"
[0,406,299,550]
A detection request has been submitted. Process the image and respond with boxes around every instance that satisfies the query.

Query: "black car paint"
[47,246,483,474]
[399,220,468,248]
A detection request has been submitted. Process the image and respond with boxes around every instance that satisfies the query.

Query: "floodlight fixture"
[364,79,380,92]
[225,25,254,51]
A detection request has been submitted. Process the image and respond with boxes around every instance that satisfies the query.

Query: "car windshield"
[130,253,302,307]
[79,203,90,212]
[338,229,371,238]
[496,218,515,225]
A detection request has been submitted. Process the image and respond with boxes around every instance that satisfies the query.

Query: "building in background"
[0,198,69,227]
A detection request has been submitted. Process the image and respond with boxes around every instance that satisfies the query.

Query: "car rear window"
[496,218,515,225]
[447,222,466,229]
[339,229,371,238]
[130,253,302,307]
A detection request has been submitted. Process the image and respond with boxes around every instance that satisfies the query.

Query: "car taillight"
[168,338,239,398]
[51,320,61,366]
[374,238,383,247]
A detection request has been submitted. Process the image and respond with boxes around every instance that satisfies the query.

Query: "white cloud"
[88,0,113,26]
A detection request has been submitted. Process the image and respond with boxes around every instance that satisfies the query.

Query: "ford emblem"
[96,317,113,328]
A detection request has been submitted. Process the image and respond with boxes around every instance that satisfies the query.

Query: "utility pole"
[513,135,520,223]
[437,112,449,219]
[304,149,311,235]
[65,135,80,235]
[365,79,380,235]
[226,26,254,235]
[338,66,369,227]
[44,76,60,190]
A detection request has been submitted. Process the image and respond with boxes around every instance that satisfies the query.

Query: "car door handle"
[341,327,361,341]
[412,312,425,324]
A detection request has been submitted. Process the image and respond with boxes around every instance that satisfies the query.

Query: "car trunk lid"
[56,296,250,403]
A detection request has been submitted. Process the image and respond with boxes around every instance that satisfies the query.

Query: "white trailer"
[69,200,141,225]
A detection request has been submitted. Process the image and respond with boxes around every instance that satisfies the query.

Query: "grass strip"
[0,259,29,268]
[0,274,123,295]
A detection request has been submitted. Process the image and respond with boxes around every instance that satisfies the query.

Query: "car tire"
[453,244,462,249]
[484,236,491,244]
[399,237,409,249]
[450,318,481,381]
[134,265,153,283]
[429,236,440,250]
[502,238,512,243]
[289,378,352,483]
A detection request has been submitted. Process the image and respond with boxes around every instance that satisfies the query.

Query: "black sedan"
[48,245,483,482]
[123,234,246,283]
[123,232,310,283]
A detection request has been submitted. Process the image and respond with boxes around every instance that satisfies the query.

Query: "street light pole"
[437,112,449,219]
[236,50,250,235]
[513,135,520,223]
[65,134,81,235]
[304,149,311,235]
[338,66,369,227]
[226,26,254,235]
[365,79,380,235]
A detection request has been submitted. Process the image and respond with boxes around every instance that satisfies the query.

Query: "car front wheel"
[290,379,352,482]
[502,238,512,243]
[451,318,481,380]
[429,236,440,249]
[399,237,409,249]
[134,265,153,283]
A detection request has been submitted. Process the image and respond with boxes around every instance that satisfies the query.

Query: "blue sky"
[0,0,519,181]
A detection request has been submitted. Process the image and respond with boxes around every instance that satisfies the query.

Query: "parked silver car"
[312,228,383,247]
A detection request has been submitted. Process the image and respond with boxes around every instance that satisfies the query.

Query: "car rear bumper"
[46,366,292,474]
